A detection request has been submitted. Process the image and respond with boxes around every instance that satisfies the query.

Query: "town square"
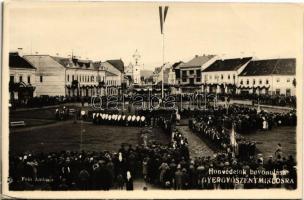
[4,2,300,194]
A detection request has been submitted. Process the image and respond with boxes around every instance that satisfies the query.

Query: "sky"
[7,2,303,70]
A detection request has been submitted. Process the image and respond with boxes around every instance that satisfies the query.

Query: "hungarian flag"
[159,6,169,34]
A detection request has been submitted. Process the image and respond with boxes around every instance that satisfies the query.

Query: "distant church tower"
[132,50,141,85]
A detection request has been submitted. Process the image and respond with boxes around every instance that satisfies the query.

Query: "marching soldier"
[140,116,146,127]
[136,116,141,127]
[122,115,126,126]
[127,115,132,126]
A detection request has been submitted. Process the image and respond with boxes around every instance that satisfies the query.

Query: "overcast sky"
[8,2,302,70]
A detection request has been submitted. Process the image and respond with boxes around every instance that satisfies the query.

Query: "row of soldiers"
[189,118,256,161]
[92,113,146,127]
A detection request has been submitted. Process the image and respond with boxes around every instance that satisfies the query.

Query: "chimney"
[17,48,23,56]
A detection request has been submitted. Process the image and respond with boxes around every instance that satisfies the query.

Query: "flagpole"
[162,25,165,100]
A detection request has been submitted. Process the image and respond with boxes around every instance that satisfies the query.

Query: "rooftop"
[202,57,252,72]
[9,52,35,69]
[180,55,216,68]
[239,58,296,76]
[106,59,124,73]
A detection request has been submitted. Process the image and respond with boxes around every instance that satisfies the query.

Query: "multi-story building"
[22,54,125,97]
[9,52,36,101]
[238,58,296,96]
[202,57,252,94]
[178,55,217,93]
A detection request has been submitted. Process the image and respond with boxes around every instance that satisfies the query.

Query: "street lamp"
[80,110,86,152]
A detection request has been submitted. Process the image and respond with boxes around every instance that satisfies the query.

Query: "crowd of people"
[9,103,297,191]
[9,127,297,191]
[182,105,296,133]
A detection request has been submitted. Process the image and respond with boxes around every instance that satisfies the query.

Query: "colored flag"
[159,6,169,34]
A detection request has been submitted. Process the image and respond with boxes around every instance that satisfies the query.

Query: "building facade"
[178,55,217,93]
[9,52,36,101]
[202,57,252,94]
[24,55,66,97]
[238,58,296,96]
[21,54,125,97]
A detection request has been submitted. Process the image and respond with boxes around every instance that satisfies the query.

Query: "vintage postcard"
[1,1,303,199]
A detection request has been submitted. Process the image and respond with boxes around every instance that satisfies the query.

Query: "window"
[221,74,224,80]
[182,71,187,77]
[196,78,201,82]
[67,75,70,82]
[196,69,201,77]
[209,75,212,80]
[266,79,269,84]
[286,89,291,96]
[233,75,235,80]
[259,79,262,84]
[253,79,256,85]
[275,89,280,95]
[91,76,94,82]
[276,78,280,83]
[19,76,23,82]
[182,78,187,82]
[287,78,290,83]
[10,75,14,83]
[190,70,194,75]
[246,79,249,85]
[240,80,243,85]
[40,76,43,83]
[228,75,230,80]
[27,76,31,84]
[72,75,74,81]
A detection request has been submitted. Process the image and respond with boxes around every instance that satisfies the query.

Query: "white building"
[202,57,252,94]
[238,58,296,96]
[9,52,36,101]
[24,55,66,96]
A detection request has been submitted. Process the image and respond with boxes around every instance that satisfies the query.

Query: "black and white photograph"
[1,1,303,199]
